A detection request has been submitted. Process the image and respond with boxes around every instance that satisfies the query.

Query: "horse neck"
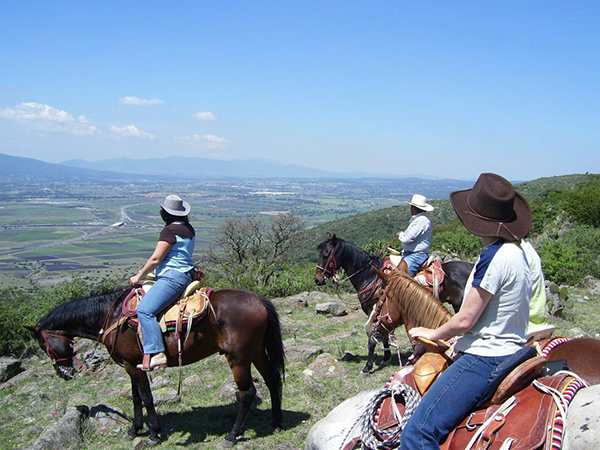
[337,242,380,292]
[386,275,452,332]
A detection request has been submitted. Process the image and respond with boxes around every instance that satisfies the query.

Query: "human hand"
[408,326,435,343]
[129,275,141,286]
[396,231,403,238]
[408,343,425,363]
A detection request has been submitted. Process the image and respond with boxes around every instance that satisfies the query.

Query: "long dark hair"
[160,208,189,225]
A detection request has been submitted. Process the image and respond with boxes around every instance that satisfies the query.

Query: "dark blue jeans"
[137,269,191,354]
[400,352,513,450]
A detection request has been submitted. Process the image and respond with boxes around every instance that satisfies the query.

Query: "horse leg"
[378,336,392,370]
[253,351,283,430]
[125,364,162,444]
[224,362,256,445]
[124,374,144,440]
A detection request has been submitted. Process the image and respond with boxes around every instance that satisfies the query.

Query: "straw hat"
[160,194,191,216]
[404,194,434,212]
[387,247,403,267]
[450,173,531,241]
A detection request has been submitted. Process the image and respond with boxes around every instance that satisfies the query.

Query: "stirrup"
[137,353,167,372]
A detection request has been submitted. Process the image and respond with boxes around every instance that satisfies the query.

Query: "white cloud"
[118,96,164,106]
[180,133,230,149]
[0,102,100,135]
[109,124,155,139]
[192,111,217,121]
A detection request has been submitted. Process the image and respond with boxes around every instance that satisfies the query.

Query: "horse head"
[314,233,339,286]
[25,325,77,381]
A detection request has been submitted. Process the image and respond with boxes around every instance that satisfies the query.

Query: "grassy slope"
[293,174,597,263]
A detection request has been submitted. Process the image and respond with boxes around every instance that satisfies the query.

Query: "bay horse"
[314,233,472,375]
[368,266,600,386]
[27,287,285,446]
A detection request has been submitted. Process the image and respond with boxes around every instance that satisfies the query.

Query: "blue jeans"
[400,352,513,450]
[403,251,429,276]
[137,269,191,354]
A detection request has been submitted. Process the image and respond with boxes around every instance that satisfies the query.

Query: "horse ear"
[372,265,390,282]
[331,234,337,243]
[326,232,332,240]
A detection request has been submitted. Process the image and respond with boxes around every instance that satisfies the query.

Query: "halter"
[40,330,82,371]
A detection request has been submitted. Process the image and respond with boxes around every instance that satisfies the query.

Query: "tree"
[210,212,305,290]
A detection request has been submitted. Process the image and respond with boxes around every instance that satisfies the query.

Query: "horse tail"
[261,297,286,382]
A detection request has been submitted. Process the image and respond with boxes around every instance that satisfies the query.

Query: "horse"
[314,233,472,375]
[368,266,600,386]
[26,286,285,446]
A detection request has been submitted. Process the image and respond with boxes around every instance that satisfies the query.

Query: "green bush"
[563,177,600,228]
[538,224,600,285]
[431,220,480,260]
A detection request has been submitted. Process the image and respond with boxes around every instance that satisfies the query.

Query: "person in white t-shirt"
[401,173,534,450]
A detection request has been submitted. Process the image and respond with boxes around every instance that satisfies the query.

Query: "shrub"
[563,177,600,228]
[431,220,480,260]
[538,224,600,285]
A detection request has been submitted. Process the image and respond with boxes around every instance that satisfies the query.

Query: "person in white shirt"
[401,173,534,450]
[396,194,434,276]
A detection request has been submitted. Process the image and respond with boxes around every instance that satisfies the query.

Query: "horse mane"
[37,289,126,332]
[384,271,452,329]
[321,237,382,268]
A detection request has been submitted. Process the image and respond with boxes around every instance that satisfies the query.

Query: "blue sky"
[1,1,598,180]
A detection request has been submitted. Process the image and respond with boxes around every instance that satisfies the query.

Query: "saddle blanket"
[123,284,211,333]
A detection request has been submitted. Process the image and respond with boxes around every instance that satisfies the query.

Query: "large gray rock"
[565,385,600,450]
[577,276,600,295]
[305,389,378,450]
[284,344,324,362]
[304,353,347,379]
[30,406,88,450]
[316,302,348,317]
[0,357,22,382]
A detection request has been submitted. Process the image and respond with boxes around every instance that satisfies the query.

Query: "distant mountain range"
[0,152,145,181]
[59,156,442,179]
[0,152,448,181]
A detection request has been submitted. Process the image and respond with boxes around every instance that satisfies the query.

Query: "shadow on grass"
[342,351,414,374]
[161,403,310,446]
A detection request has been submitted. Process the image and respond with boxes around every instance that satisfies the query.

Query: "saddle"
[123,281,210,333]
[382,252,445,298]
[413,256,445,298]
[346,339,585,450]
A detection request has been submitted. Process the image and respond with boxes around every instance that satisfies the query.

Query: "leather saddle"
[353,347,577,450]
[123,281,210,333]
[382,252,445,297]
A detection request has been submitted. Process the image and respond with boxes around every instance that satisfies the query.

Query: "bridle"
[316,243,339,279]
[40,330,83,377]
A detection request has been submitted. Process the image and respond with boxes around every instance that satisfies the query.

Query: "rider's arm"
[409,286,492,341]
[397,216,425,244]
[130,240,172,285]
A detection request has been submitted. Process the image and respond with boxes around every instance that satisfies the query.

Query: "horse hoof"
[221,438,236,448]
[148,436,162,446]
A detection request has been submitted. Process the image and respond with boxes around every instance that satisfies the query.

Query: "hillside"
[293,173,599,263]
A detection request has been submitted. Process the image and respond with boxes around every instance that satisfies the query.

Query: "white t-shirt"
[454,240,532,357]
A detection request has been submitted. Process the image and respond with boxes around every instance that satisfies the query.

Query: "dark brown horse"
[368,267,600,386]
[27,287,285,446]
[314,234,472,374]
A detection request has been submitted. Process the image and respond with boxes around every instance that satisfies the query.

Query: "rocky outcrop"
[30,406,88,450]
[0,357,22,382]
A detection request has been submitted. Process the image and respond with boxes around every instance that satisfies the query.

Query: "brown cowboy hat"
[450,173,532,241]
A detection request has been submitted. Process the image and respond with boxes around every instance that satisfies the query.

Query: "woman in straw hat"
[401,173,534,449]
[396,194,435,276]
[129,195,196,371]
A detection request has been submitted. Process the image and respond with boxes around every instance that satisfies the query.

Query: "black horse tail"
[261,297,286,382]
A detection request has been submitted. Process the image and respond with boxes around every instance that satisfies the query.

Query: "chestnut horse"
[368,267,600,385]
[27,287,285,446]
[314,234,472,374]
